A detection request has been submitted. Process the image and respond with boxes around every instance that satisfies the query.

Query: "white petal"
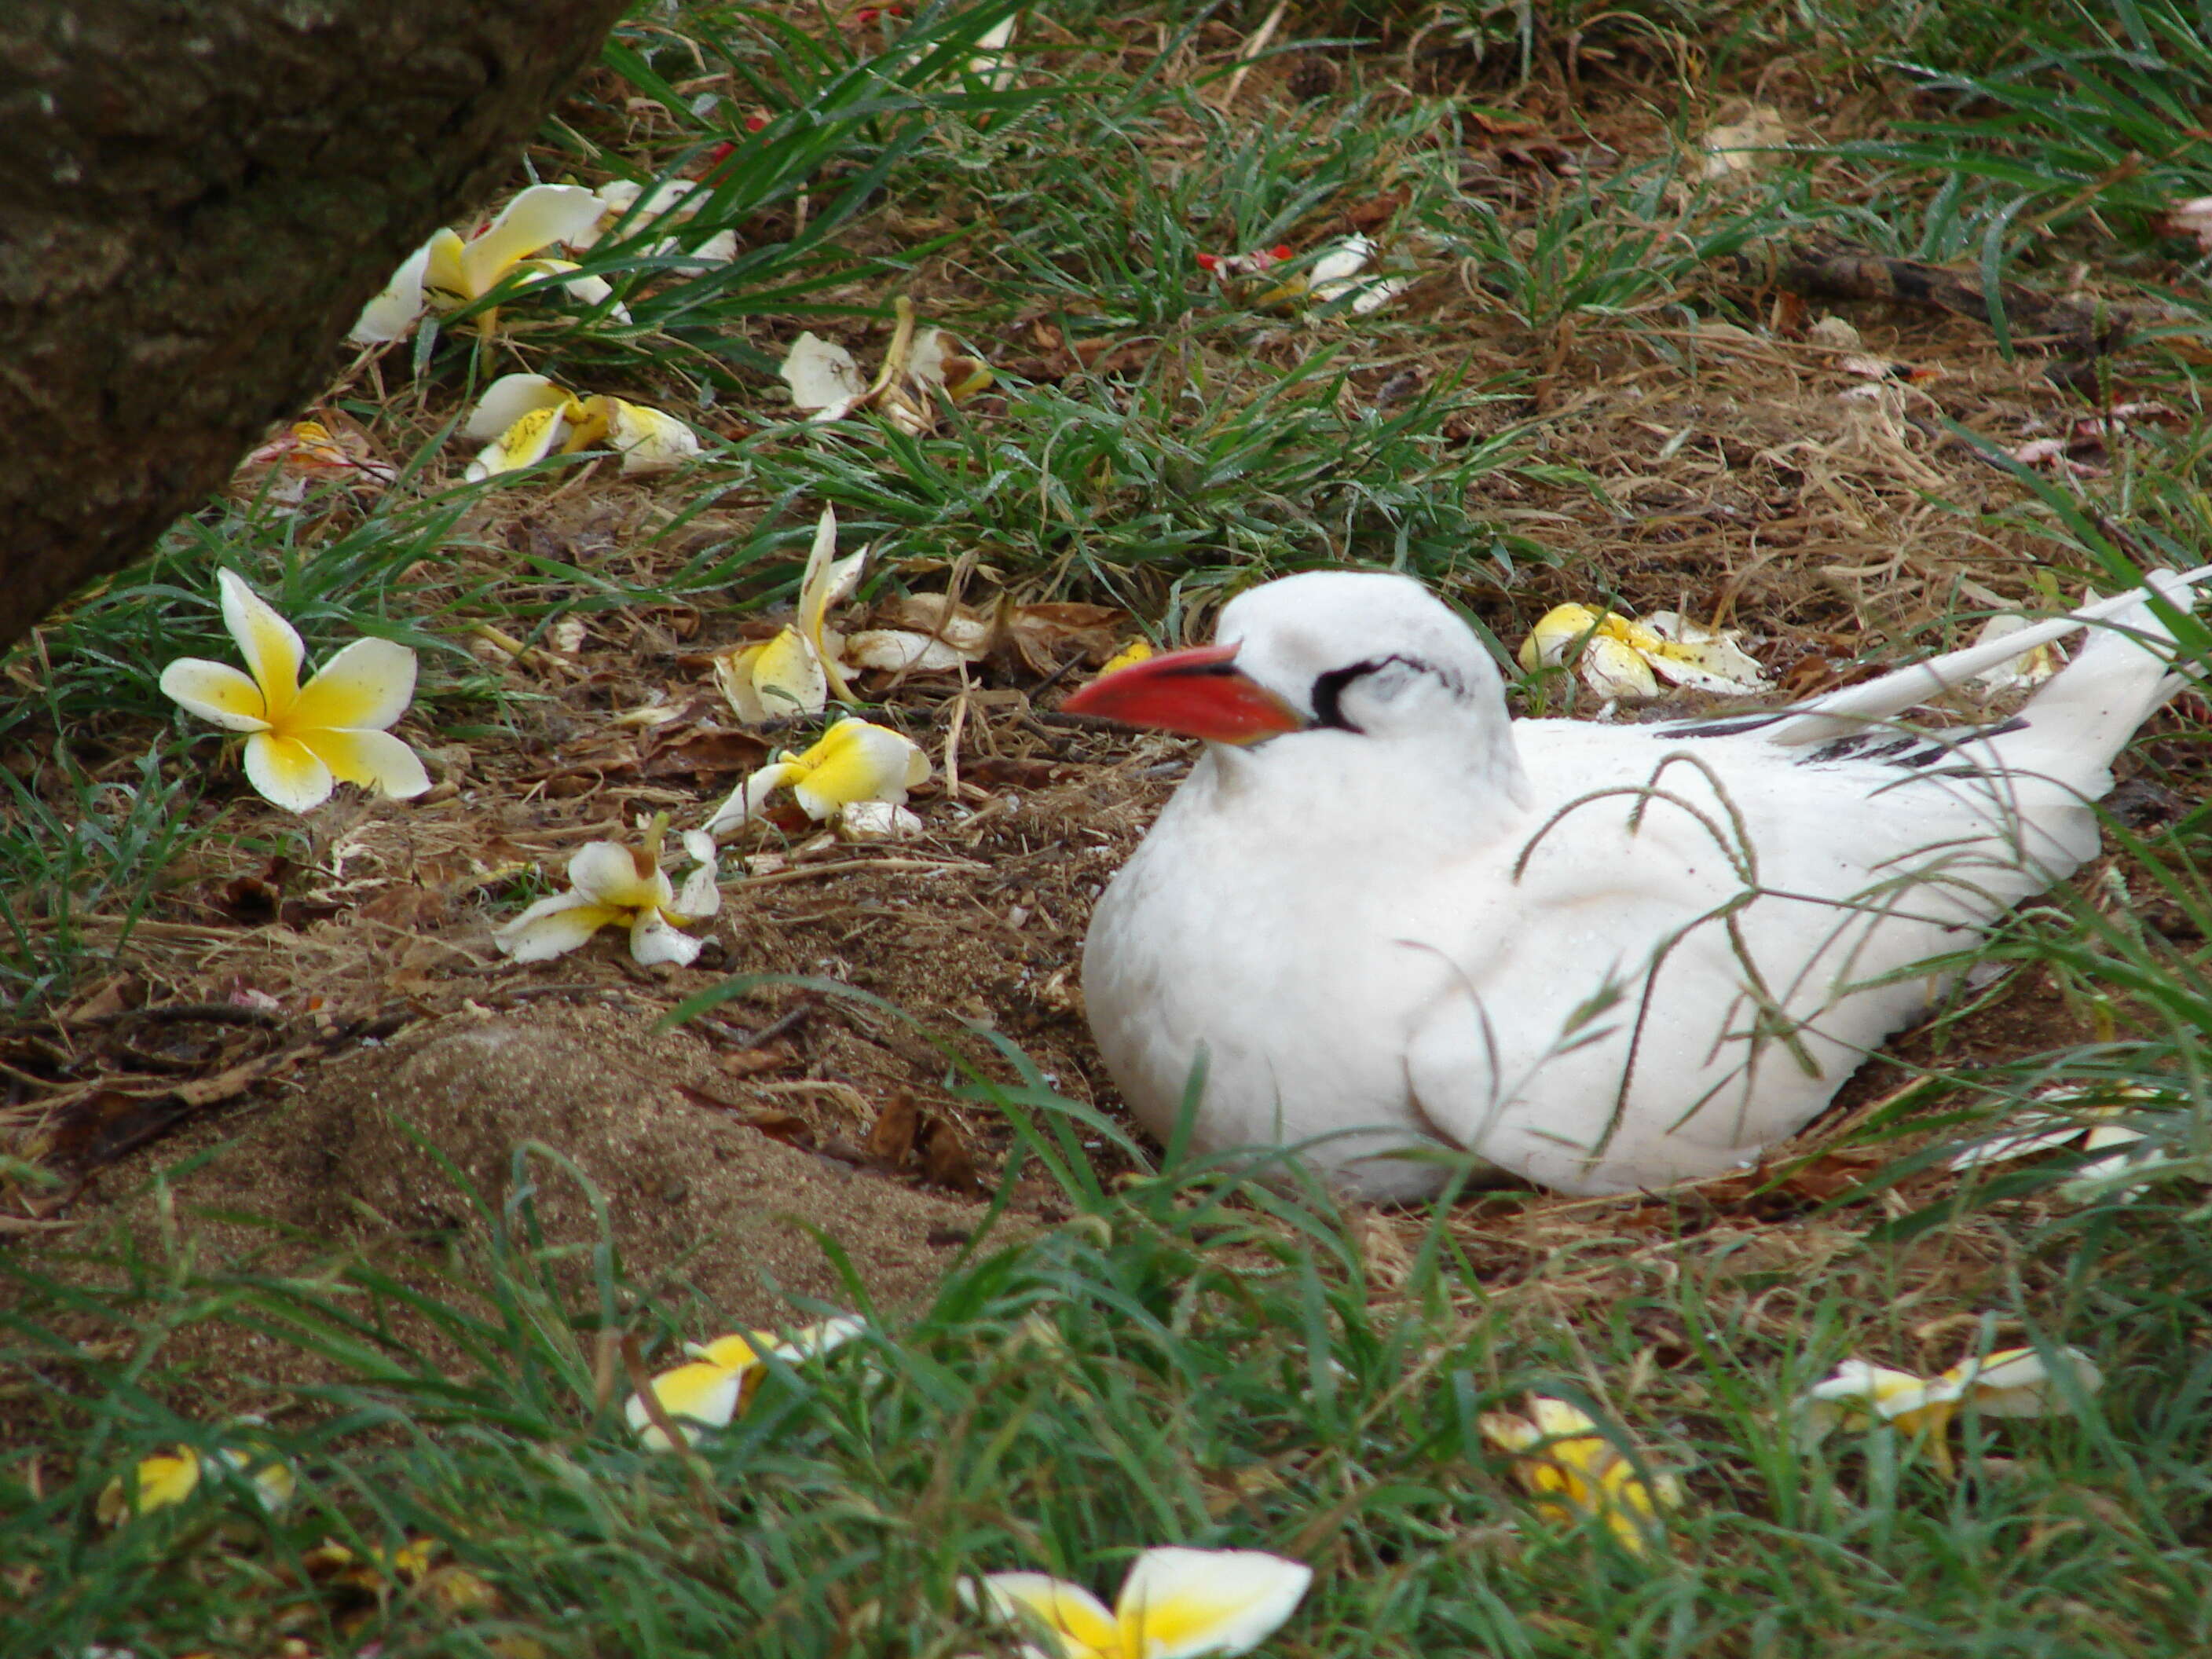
[672,859,721,919]
[461,184,605,296]
[467,374,574,441]
[629,910,704,967]
[844,629,972,672]
[705,761,804,838]
[159,658,273,731]
[1115,1547,1313,1659]
[493,893,623,961]
[608,401,701,474]
[349,240,433,344]
[837,800,922,840]
[781,333,869,410]
[567,840,672,909]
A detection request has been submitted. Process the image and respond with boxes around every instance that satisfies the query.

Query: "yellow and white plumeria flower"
[97,1434,297,1525]
[965,1546,1312,1659]
[705,717,931,841]
[625,1315,866,1450]
[349,183,629,343]
[1254,235,1408,317]
[159,569,430,813]
[1949,1085,2174,1202]
[463,373,700,480]
[565,178,737,264]
[1518,602,1770,700]
[779,297,994,437]
[493,816,721,968]
[1478,1395,1682,1554]
[713,506,869,722]
[1801,1340,2104,1474]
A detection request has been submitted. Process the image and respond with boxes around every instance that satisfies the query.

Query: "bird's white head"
[1064,570,1530,804]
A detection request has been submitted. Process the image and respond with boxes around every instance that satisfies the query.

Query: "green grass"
[8,1095,2212,1657]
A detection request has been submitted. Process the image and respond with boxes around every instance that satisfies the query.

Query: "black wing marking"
[1796,715,2029,771]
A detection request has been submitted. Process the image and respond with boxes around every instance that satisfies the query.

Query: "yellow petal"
[1483,1397,1670,1553]
[298,728,431,800]
[746,628,830,721]
[217,569,303,720]
[159,657,272,731]
[1116,1547,1313,1659]
[606,400,701,474]
[976,1573,1122,1657]
[468,405,572,481]
[624,1360,746,1448]
[1101,639,1155,676]
[692,1333,764,1368]
[493,894,630,961]
[1580,635,1661,699]
[566,840,676,910]
[466,373,577,441]
[98,1448,203,1524]
[243,731,335,813]
[459,184,604,298]
[422,226,469,300]
[786,718,929,820]
[288,636,418,734]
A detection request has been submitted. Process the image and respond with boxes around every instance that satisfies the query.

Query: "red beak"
[1060,643,1308,745]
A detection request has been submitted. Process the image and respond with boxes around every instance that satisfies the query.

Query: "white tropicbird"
[1064,569,2205,1199]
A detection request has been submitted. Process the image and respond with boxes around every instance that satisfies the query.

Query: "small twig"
[739,1001,815,1049]
[77,1002,284,1031]
[736,856,987,888]
[618,1332,722,1514]
[1218,0,1288,111]
[943,687,969,803]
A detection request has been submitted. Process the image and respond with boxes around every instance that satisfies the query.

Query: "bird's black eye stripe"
[1309,654,1451,732]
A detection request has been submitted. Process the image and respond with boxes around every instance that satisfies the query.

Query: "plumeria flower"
[713,506,867,723]
[97,1433,297,1525]
[1478,1395,1682,1554]
[349,183,628,344]
[462,372,700,480]
[1256,235,1409,316]
[1950,1085,2177,1203]
[234,416,398,505]
[493,815,721,968]
[1801,1340,2104,1474]
[159,569,430,813]
[1518,602,1770,700]
[625,1316,866,1450]
[565,177,737,264]
[779,296,994,437]
[965,1546,1312,1659]
[705,716,931,840]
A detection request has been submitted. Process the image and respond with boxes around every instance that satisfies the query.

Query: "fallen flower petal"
[349,183,616,342]
[1800,1337,2104,1471]
[1698,106,1789,181]
[969,1546,1311,1659]
[625,1316,865,1449]
[706,716,932,837]
[1479,1395,1679,1553]
[712,506,868,723]
[159,569,428,812]
[97,1430,295,1525]
[778,298,993,436]
[1968,613,2064,694]
[494,815,720,967]
[1519,602,1768,700]
[464,374,696,481]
